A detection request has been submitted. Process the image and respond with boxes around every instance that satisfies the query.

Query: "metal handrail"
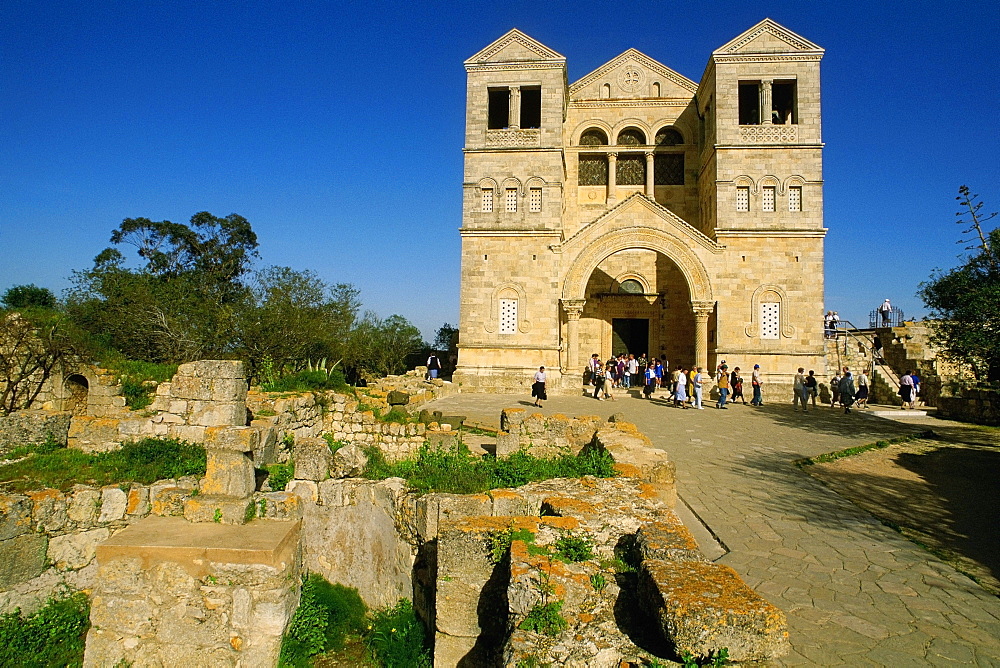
[832,321,900,389]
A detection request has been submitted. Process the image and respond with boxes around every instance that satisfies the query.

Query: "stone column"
[509,86,521,129]
[607,152,618,205]
[645,151,655,197]
[561,299,586,373]
[759,79,773,125]
[691,301,715,372]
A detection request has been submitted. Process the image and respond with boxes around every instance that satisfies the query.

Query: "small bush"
[102,357,178,411]
[0,592,90,667]
[263,369,349,393]
[267,463,294,491]
[365,599,431,668]
[0,438,206,493]
[554,534,594,563]
[279,575,367,667]
[518,600,568,637]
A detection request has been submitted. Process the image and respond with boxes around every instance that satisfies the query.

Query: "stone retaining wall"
[0,410,72,454]
[935,389,1000,425]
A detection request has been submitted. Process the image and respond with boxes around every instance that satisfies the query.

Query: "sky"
[2,0,998,340]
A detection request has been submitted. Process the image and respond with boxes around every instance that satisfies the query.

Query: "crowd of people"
[529,354,921,413]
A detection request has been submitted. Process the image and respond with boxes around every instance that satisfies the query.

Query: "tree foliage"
[348,313,425,379]
[433,323,459,352]
[919,186,1000,381]
[1,284,57,310]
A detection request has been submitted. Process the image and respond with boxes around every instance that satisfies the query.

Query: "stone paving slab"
[422,390,1000,665]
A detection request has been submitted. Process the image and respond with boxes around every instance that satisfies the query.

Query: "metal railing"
[833,320,900,391]
[869,306,906,328]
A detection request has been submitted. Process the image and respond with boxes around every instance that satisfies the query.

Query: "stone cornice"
[465,62,566,73]
[714,228,827,238]
[465,29,565,66]
[569,48,698,96]
[713,54,823,64]
[713,18,824,56]
[569,99,691,109]
[459,229,563,238]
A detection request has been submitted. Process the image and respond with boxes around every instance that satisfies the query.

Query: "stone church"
[453,19,827,393]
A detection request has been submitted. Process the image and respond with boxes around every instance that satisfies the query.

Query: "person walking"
[793,368,809,411]
[830,371,842,408]
[588,353,602,386]
[839,369,856,413]
[674,367,689,408]
[643,363,657,399]
[693,367,705,409]
[805,370,818,408]
[855,369,870,409]
[716,364,730,409]
[731,367,747,404]
[750,364,764,406]
[626,354,638,390]
[872,335,885,364]
[899,370,916,409]
[531,366,547,407]
[601,359,616,401]
[592,362,607,400]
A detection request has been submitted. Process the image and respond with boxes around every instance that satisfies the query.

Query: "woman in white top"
[531,366,547,407]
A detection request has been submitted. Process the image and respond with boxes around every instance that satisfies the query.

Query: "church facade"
[454,19,827,392]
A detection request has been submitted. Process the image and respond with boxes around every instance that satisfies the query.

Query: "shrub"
[279,575,367,667]
[518,600,568,637]
[0,592,90,667]
[365,599,431,668]
[263,369,348,393]
[101,357,178,411]
[554,534,594,563]
[0,438,206,493]
[267,463,294,491]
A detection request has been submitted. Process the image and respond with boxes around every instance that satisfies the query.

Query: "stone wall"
[935,389,1000,426]
[0,409,72,454]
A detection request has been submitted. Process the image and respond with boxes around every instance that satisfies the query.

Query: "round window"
[619,279,644,294]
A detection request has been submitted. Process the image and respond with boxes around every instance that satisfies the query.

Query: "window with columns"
[616,154,645,185]
[738,79,798,125]
[654,154,684,185]
[579,155,608,186]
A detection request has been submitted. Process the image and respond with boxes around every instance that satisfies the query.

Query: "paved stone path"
[422,389,1000,666]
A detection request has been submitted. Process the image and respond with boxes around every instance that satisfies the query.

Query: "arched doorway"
[63,374,89,415]
[580,249,695,365]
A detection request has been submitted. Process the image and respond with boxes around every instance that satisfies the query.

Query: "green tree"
[918,186,1000,381]
[1,284,57,310]
[348,313,425,379]
[433,323,459,352]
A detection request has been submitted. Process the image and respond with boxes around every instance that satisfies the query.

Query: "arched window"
[579,128,608,146]
[619,279,644,294]
[655,127,684,146]
[617,127,646,146]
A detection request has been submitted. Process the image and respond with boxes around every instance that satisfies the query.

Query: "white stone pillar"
[691,301,714,372]
[645,151,655,197]
[759,79,773,125]
[509,86,521,129]
[607,152,618,205]
[561,299,586,373]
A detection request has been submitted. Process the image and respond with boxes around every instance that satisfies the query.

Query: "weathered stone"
[28,488,69,532]
[204,426,259,453]
[175,359,246,379]
[98,486,129,522]
[0,410,71,453]
[126,486,150,516]
[500,408,527,431]
[201,449,256,497]
[256,492,303,521]
[0,533,47,587]
[495,431,520,456]
[170,424,206,442]
[640,559,790,662]
[250,423,278,466]
[0,493,33,539]
[67,487,101,524]
[150,486,188,516]
[48,527,110,570]
[292,437,333,481]
[331,443,368,478]
[636,518,706,563]
[286,480,318,504]
[67,416,121,452]
[386,390,410,406]
[187,401,247,428]
[183,494,254,525]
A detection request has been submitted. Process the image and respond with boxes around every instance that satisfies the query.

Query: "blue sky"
[2,0,998,339]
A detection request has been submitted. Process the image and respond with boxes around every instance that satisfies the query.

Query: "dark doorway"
[612,319,648,356]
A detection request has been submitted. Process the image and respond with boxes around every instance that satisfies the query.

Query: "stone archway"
[560,227,715,372]
[63,374,89,415]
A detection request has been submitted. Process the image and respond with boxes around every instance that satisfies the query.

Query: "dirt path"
[804,421,1000,595]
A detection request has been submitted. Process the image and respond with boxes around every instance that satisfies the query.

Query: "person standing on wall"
[750,364,764,406]
[426,354,442,380]
[878,298,893,326]
[531,366,547,407]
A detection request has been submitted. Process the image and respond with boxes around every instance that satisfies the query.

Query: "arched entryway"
[63,374,89,415]
[560,226,715,373]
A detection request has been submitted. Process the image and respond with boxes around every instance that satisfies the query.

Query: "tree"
[67,212,259,362]
[347,313,425,379]
[918,186,1000,382]
[1,284,57,310]
[0,310,88,414]
[433,323,459,352]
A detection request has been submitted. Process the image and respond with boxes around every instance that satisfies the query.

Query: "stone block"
[251,424,278,466]
[331,443,368,478]
[286,480,318,504]
[640,559,790,662]
[67,487,101,524]
[28,488,69,532]
[201,449,256,498]
[183,495,254,525]
[126,486,150,516]
[170,424,206,442]
[0,410,71,452]
[188,401,247,428]
[636,518,706,563]
[0,533,47,587]
[386,390,410,406]
[495,432,520,456]
[98,486,129,523]
[48,527,110,570]
[67,416,122,452]
[0,493,32,540]
[204,426,260,453]
[256,492,303,521]
[500,407,526,431]
[175,359,245,379]
[168,374,215,401]
[489,489,538,516]
[292,437,333,481]
[151,486,188,516]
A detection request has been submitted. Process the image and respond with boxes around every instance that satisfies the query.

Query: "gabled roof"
[465,29,565,67]
[713,18,824,56]
[569,48,698,97]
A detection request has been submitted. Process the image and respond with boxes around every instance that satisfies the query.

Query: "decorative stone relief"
[739,125,798,143]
